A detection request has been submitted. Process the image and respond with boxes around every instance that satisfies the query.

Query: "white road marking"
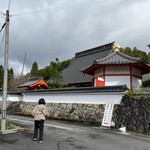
[9,118,34,124]
[93,126,130,135]
[8,117,86,132]
[117,132,130,135]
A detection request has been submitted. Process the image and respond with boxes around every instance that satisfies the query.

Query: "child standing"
[32,98,49,143]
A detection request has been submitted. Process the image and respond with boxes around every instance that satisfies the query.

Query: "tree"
[55,58,59,62]
[147,52,150,64]
[0,66,15,91]
[142,80,150,87]
[120,47,150,64]
[50,61,56,68]
[8,68,14,91]
[39,66,52,81]
[59,59,73,71]
[123,47,132,56]
[30,61,39,77]
[11,73,30,91]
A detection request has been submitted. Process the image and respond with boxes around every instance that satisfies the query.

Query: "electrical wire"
[0,23,6,33]
[0,11,5,15]
[13,0,112,16]
[0,11,6,20]
[11,0,114,17]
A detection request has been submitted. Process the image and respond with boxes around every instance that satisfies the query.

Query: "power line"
[0,23,6,33]
[0,11,4,14]
[11,0,114,17]
[0,11,6,20]
[12,0,112,16]
[0,11,5,15]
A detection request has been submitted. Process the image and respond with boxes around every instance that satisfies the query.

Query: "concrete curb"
[0,129,17,135]
[0,127,33,135]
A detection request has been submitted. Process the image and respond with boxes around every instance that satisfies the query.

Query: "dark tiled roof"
[17,77,43,88]
[83,51,150,75]
[62,42,115,84]
[94,51,141,64]
[24,85,128,94]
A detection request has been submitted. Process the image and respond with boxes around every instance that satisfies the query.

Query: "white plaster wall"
[23,93,124,104]
[0,94,23,102]
[105,66,129,74]
[105,76,130,88]
[132,76,142,89]
[7,95,23,101]
[0,92,125,104]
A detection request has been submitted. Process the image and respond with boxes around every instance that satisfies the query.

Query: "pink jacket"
[32,104,49,120]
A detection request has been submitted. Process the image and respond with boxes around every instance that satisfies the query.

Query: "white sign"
[102,103,114,127]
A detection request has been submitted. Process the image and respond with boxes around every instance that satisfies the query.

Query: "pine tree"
[30,61,39,77]
[8,68,14,91]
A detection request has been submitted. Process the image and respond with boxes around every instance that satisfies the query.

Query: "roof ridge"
[94,51,116,63]
[94,51,141,64]
[28,77,42,81]
[118,51,141,61]
[75,41,115,58]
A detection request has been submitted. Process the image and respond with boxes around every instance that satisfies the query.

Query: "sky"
[0,0,150,76]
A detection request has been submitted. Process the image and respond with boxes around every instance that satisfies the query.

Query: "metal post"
[21,52,27,77]
[1,10,9,132]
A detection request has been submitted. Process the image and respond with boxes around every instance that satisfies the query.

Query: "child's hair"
[38,98,46,105]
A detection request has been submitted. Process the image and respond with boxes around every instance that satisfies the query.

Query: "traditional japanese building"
[82,45,150,89]
[62,42,115,87]
[62,42,150,88]
[17,77,48,90]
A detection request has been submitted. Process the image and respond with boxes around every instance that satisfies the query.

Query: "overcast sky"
[0,0,150,76]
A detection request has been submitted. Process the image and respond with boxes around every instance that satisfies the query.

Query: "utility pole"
[21,52,27,77]
[1,10,9,132]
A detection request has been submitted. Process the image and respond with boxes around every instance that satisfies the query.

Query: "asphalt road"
[1,115,150,150]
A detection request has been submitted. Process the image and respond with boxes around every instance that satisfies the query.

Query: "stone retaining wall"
[4,101,105,124]
[114,95,150,135]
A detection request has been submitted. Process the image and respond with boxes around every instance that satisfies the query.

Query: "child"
[32,98,49,143]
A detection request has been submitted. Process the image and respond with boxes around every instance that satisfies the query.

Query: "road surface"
[1,115,150,150]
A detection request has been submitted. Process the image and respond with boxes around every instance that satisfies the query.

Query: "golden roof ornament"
[113,44,120,52]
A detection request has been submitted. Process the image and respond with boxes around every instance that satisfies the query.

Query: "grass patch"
[0,119,17,130]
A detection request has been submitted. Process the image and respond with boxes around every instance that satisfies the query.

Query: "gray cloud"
[0,0,150,75]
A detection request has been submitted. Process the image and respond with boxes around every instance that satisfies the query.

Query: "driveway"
[0,115,150,150]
